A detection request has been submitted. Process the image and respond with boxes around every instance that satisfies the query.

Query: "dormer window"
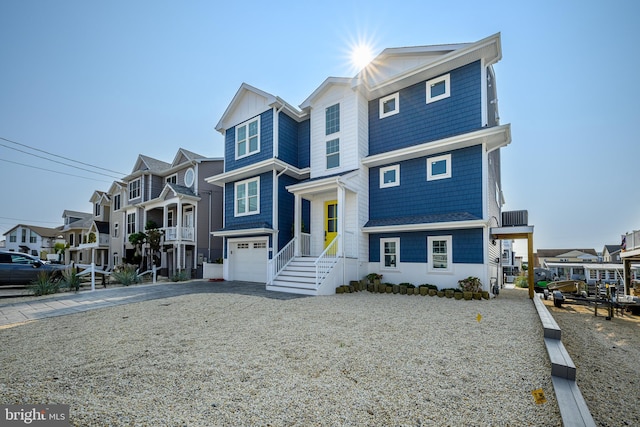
[128,179,141,200]
[236,117,260,159]
[426,74,450,104]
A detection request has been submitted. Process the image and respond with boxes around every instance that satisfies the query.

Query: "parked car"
[0,250,67,286]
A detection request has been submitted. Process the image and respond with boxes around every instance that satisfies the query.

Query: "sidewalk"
[0,280,304,328]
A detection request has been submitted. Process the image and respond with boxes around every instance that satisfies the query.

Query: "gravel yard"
[1,287,561,426]
[544,297,640,427]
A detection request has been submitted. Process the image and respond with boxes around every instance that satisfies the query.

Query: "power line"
[0,216,61,224]
[0,143,122,180]
[0,158,113,183]
[0,136,128,176]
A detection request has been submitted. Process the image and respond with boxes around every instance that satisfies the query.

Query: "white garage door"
[230,240,268,283]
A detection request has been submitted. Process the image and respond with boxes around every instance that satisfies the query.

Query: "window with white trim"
[128,179,141,200]
[235,177,260,216]
[380,165,400,188]
[113,223,119,238]
[427,154,451,181]
[381,238,399,269]
[166,174,177,184]
[127,213,136,234]
[95,203,101,216]
[325,104,340,135]
[326,139,340,169]
[113,194,121,211]
[379,92,399,118]
[426,74,450,104]
[235,117,260,159]
[428,235,452,272]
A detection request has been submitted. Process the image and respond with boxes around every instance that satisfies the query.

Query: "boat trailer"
[545,282,640,320]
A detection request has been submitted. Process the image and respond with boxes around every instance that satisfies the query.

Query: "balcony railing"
[624,230,640,252]
[164,226,195,242]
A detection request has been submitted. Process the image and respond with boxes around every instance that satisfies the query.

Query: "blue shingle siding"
[278,113,299,166]
[224,110,274,172]
[223,172,273,230]
[277,174,297,250]
[369,145,483,221]
[297,119,310,168]
[369,228,484,264]
[369,61,482,156]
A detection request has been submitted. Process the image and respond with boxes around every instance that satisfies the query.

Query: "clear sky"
[1,0,638,258]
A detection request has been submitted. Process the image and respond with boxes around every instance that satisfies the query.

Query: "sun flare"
[350,43,375,71]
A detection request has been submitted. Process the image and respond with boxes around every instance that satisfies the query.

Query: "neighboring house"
[60,210,93,265]
[2,224,63,258]
[535,248,625,285]
[119,148,224,278]
[207,33,512,295]
[602,244,621,263]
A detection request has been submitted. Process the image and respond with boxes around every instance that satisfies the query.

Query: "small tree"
[128,231,147,271]
[145,220,164,271]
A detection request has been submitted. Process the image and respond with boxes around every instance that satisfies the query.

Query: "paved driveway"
[0,280,305,328]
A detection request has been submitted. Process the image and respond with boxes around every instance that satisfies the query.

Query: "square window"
[325,104,340,135]
[235,178,260,216]
[379,92,399,118]
[236,117,260,159]
[326,138,340,169]
[427,154,451,181]
[380,165,400,188]
[426,74,450,104]
[428,236,452,272]
[380,238,399,269]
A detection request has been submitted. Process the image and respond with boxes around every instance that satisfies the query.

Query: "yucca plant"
[170,269,191,282]
[60,268,81,292]
[29,271,59,296]
[111,266,140,286]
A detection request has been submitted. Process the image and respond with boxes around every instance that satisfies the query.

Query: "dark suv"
[0,250,67,286]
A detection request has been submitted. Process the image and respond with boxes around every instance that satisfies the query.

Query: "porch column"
[294,193,301,256]
[624,258,632,295]
[337,185,345,257]
[177,199,183,270]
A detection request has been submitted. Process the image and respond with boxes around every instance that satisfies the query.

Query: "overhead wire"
[0,158,113,183]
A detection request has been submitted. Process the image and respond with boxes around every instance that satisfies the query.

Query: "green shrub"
[514,274,529,288]
[170,269,191,282]
[29,272,60,296]
[419,284,438,290]
[458,276,482,293]
[111,266,140,286]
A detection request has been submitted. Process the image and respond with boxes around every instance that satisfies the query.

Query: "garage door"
[230,240,268,283]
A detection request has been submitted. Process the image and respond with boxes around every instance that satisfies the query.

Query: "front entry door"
[324,200,337,249]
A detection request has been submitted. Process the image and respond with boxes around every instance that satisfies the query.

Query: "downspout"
[271,101,286,253]
[273,165,289,253]
[337,179,347,287]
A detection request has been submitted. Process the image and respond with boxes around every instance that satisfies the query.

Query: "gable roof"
[536,249,598,258]
[216,83,305,133]
[131,154,172,174]
[604,244,621,254]
[172,148,206,167]
[2,224,61,238]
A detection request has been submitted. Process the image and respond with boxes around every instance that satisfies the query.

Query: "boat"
[546,280,586,294]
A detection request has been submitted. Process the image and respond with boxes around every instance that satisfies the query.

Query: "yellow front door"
[324,200,338,249]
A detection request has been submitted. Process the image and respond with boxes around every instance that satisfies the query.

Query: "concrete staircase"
[267,257,319,296]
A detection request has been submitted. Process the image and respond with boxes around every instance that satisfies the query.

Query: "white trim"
[363,219,487,234]
[481,59,488,126]
[184,168,195,187]
[235,116,261,160]
[426,74,450,104]
[205,158,309,187]
[361,124,511,168]
[165,173,177,184]
[326,138,340,170]
[380,164,400,188]
[234,177,260,217]
[128,178,141,200]
[428,235,452,273]
[427,154,451,181]
[213,228,274,238]
[379,92,399,118]
[380,237,400,270]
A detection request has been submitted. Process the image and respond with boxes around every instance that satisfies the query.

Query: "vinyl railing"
[164,226,195,242]
[268,237,296,285]
[624,230,640,251]
[315,235,339,289]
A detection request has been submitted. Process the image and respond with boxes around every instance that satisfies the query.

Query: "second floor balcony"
[164,226,195,242]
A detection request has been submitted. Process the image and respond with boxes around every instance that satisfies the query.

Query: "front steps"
[268,257,319,296]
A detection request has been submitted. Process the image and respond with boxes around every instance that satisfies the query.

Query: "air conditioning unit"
[502,210,528,227]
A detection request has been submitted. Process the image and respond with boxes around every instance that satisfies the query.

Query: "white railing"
[301,232,311,256]
[315,235,339,288]
[98,234,110,246]
[268,237,296,285]
[625,230,640,251]
[164,226,195,242]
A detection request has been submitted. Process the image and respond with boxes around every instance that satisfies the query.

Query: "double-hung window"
[113,194,121,211]
[325,104,340,169]
[428,236,452,272]
[381,238,399,269]
[427,154,451,181]
[128,179,140,200]
[380,165,400,188]
[127,213,136,234]
[236,117,260,159]
[235,178,259,216]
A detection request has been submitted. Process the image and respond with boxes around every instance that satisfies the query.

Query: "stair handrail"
[268,237,296,285]
[314,235,339,289]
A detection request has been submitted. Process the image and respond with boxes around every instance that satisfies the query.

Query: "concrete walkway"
[0,280,305,328]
